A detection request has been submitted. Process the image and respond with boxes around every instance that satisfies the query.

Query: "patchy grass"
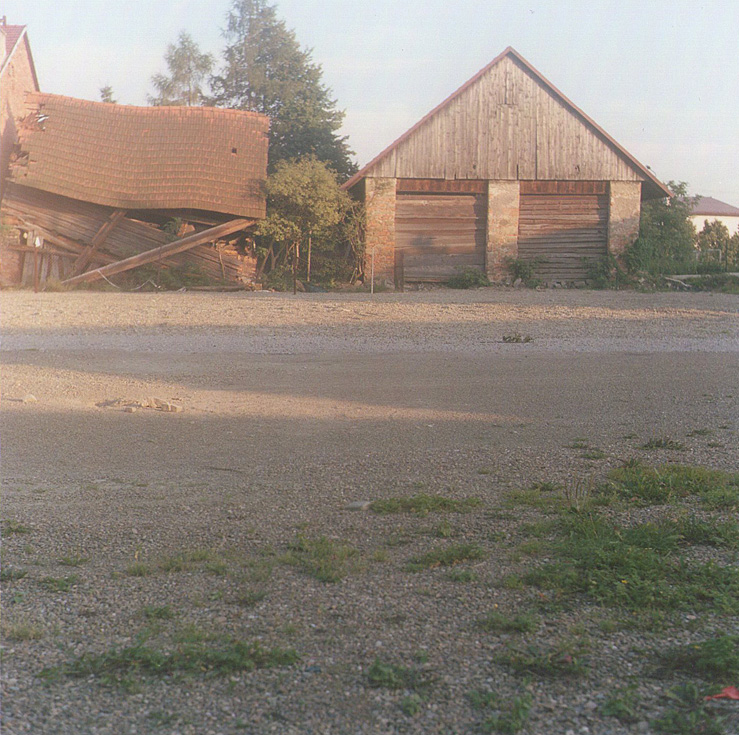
[38,575,80,593]
[41,638,299,688]
[406,543,484,572]
[0,568,28,582]
[281,535,359,583]
[657,636,739,681]
[524,513,739,612]
[139,605,175,621]
[502,333,533,344]
[3,520,31,535]
[370,493,482,515]
[469,690,532,734]
[477,611,537,634]
[600,684,640,724]
[447,568,477,583]
[366,658,430,691]
[158,549,221,573]
[607,463,739,508]
[2,620,44,641]
[640,437,686,451]
[126,562,153,577]
[59,554,90,567]
[497,639,588,677]
[652,683,728,735]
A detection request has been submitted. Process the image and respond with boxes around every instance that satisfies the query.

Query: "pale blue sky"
[4,1,738,204]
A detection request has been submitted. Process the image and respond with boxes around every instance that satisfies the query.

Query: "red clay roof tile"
[11,93,269,219]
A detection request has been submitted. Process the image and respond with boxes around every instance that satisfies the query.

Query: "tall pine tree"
[211,0,356,180]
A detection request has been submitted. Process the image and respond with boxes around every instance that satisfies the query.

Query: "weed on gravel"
[469,690,532,734]
[607,462,739,508]
[497,639,589,677]
[641,437,687,451]
[3,520,31,534]
[524,513,739,612]
[281,535,359,583]
[652,683,728,735]
[406,543,484,572]
[477,610,537,634]
[38,575,80,593]
[40,638,299,689]
[367,657,431,692]
[370,493,482,515]
[656,636,739,680]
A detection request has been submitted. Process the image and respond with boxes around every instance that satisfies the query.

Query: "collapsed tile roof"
[11,92,269,219]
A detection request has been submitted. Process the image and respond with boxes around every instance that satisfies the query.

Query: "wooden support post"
[61,218,253,287]
[72,209,127,276]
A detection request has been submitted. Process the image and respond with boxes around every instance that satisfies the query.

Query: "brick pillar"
[363,177,396,286]
[608,181,642,256]
[486,181,520,280]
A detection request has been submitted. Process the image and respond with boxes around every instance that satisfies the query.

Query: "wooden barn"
[1,93,269,288]
[344,47,671,287]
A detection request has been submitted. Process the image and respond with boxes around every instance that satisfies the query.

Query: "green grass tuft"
[657,636,739,680]
[406,543,484,572]
[607,463,739,508]
[367,658,430,691]
[41,639,299,687]
[370,493,482,515]
[477,611,537,634]
[281,535,359,583]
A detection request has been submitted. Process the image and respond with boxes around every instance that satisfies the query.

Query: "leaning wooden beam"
[72,208,127,275]
[61,218,254,286]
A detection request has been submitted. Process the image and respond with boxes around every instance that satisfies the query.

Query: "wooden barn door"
[518,181,608,282]
[395,180,486,283]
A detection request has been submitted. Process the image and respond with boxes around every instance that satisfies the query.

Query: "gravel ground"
[1,288,738,735]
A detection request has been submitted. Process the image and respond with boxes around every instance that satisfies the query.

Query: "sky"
[4,0,739,205]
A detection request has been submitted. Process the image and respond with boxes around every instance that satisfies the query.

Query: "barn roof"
[344,47,671,200]
[10,93,269,219]
[691,196,739,217]
[0,22,40,90]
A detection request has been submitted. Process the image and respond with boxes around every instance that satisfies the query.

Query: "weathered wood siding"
[395,191,486,281]
[518,182,608,281]
[370,55,641,184]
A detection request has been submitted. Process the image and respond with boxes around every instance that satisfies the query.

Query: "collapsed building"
[1,92,269,288]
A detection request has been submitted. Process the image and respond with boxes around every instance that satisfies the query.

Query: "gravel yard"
[1,288,738,735]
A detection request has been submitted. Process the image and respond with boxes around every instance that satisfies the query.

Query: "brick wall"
[363,177,396,285]
[1,34,39,198]
[608,181,642,256]
[486,181,520,279]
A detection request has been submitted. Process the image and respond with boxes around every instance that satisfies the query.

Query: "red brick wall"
[363,177,396,285]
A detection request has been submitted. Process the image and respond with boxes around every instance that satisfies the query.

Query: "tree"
[696,219,731,269]
[211,0,356,179]
[148,31,214,106]
[99,85,117,104]
[256,157,352,288]
[624,182,697,274]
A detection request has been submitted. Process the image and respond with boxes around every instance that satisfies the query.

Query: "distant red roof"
[11,93,269,219]
[1,23,39,90]
[691,196,739,217]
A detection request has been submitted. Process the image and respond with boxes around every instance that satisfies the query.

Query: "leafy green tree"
[148,31,214,106]
[99,85,117,104]
[696,219,732,269]
[211,0,356,179]
[625,182,697,274]
[256,157,353,288]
